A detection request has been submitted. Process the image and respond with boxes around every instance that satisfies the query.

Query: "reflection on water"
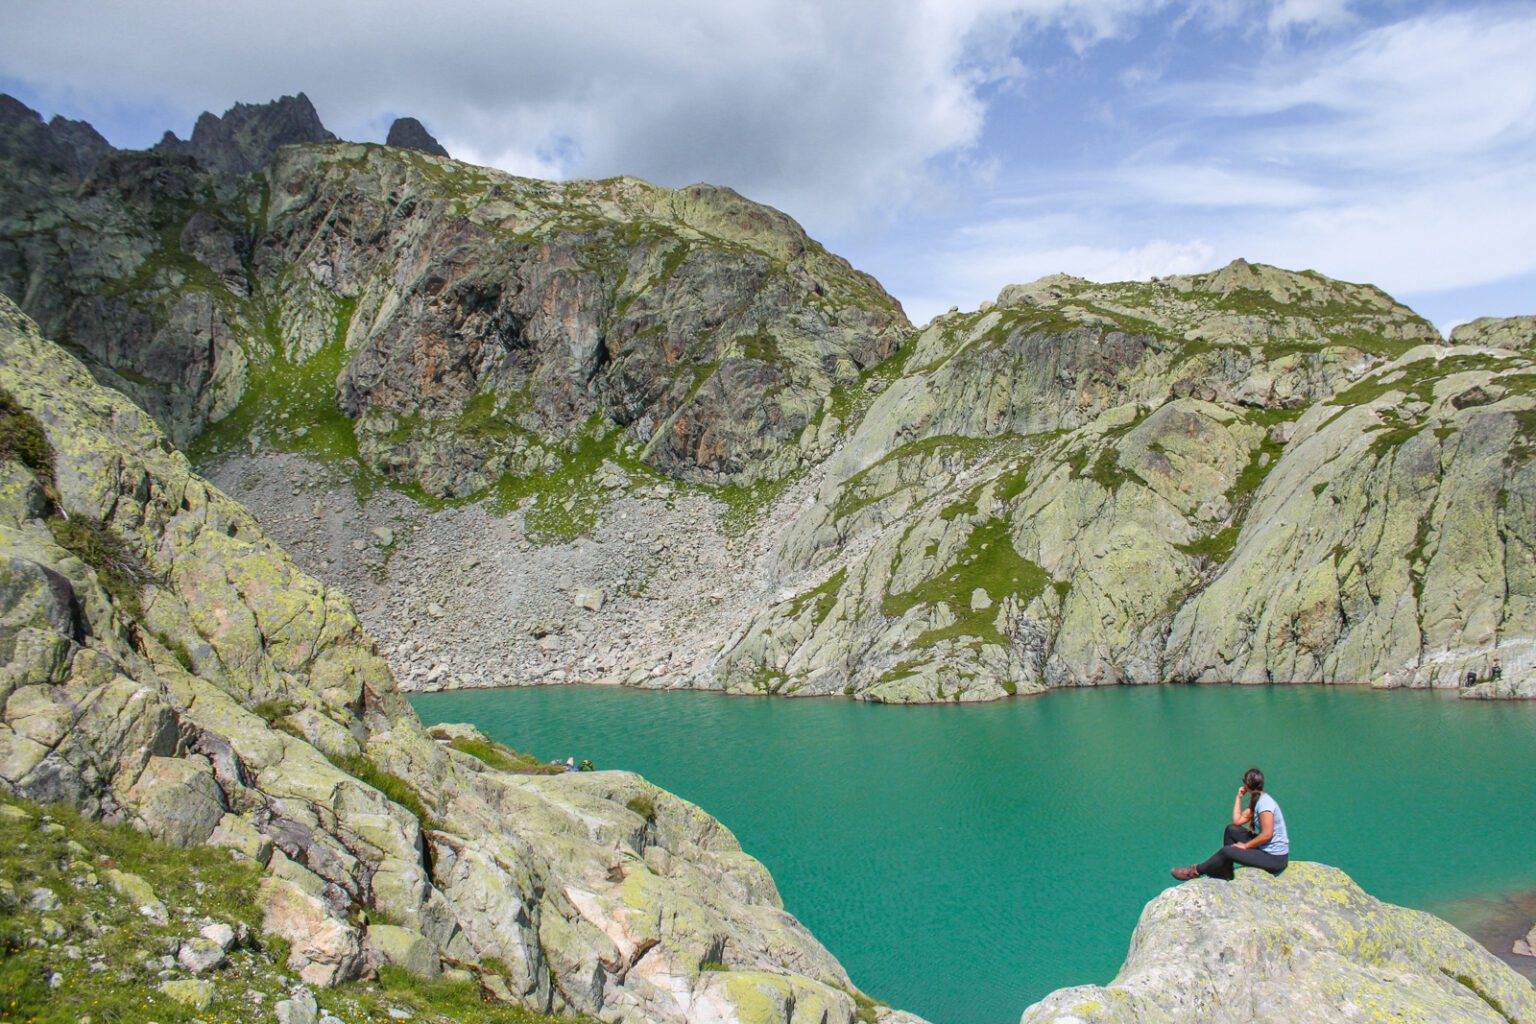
[1437,887,1536,981]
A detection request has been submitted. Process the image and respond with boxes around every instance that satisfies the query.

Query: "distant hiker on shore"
[1171,768,1289,881]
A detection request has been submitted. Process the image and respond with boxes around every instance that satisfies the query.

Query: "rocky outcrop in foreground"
[1022,862,1536,1024]
[0,295,911,1024]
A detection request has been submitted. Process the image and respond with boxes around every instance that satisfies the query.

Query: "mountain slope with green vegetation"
[711,267,1536,700]
[2,91,1534,705]
[0,294,916,1024]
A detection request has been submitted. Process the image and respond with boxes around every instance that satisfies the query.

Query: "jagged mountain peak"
[157,91,337,177]
[385,115,449,158]
[0,93,114,180]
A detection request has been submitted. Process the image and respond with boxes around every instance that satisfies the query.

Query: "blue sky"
[3,0,1532,329]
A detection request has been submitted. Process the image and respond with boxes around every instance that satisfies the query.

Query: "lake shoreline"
[410,683,1536,1022]
[1435,886,1536,983]
[403,674,1494,703]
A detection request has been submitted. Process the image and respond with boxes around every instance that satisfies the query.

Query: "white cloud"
[1109,163,1325,208]
[890,4,1536,324]
[1265,0,1355,33]
[1169,7,1536,170]
[0,0,1165,229]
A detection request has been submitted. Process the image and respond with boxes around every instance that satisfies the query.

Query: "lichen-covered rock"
[1451,315,1536,352]
[1020,862,1536,1024]
[0,293,907,1024]
[364,922,440,978]
[706,270,1536,701]
[159,977,216,1009]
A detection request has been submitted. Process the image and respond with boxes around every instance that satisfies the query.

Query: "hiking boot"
[1170,865,1200,881]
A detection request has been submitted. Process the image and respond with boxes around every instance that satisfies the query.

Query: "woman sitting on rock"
[1171,767,1289,881]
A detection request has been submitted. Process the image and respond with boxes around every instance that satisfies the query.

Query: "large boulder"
[1021,862,1536,1024]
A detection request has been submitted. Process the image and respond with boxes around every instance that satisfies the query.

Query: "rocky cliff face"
[156,92,339,176]
[707,271,1536,700]
[1021,862,1536,1024]
[0,94,907,497]
[0,295,915,1024]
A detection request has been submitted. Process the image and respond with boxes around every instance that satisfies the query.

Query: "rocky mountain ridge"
[0,91,1532,706]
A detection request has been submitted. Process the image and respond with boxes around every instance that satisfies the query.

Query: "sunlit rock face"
[1020,862,1536,1024]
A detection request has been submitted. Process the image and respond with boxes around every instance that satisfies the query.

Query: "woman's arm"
[1231,786,1253,827]
[1235,810,1274,850]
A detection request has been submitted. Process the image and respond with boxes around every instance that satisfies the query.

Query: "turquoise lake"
[409,684,1536,1024]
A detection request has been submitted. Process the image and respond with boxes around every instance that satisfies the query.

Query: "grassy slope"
[0,798,581,1024]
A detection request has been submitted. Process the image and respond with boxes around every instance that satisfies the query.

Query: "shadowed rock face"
[1021,862,1536,1024]
[156,92,337,176]
[0,294,917,1024]
[0,95,113,180]
[385,116,449,157]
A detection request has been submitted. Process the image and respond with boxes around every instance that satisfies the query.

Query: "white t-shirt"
[1253,793,1289,855]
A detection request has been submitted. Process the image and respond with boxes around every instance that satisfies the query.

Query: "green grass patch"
[190,296,372,478]
[0,795,586,1024]
[1174,409,1295,567]
[1327,352,1519,409]
[327,965,581,1024]
[334,754,434,827]
[489,416,662,544]
[47,515,159,622]
[449,736,563,775]
[0,387,56,495]
[782,568,846,627]
[708,469,803,537]
[737,326,781,363]
[884,518,1052,646]
[852,990,889,1024]
[624,794,657,823]
[0,797,263,1024]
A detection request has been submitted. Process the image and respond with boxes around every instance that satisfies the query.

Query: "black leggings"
[1196,824,1289,879]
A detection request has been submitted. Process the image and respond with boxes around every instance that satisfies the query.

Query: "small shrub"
[253,698,299,724]
[625,794,657,823]
[0,386,55,493]
[336,754,434,827]
[47,514,158,621]
[150,628,197,672]
[852,990,887,1023]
